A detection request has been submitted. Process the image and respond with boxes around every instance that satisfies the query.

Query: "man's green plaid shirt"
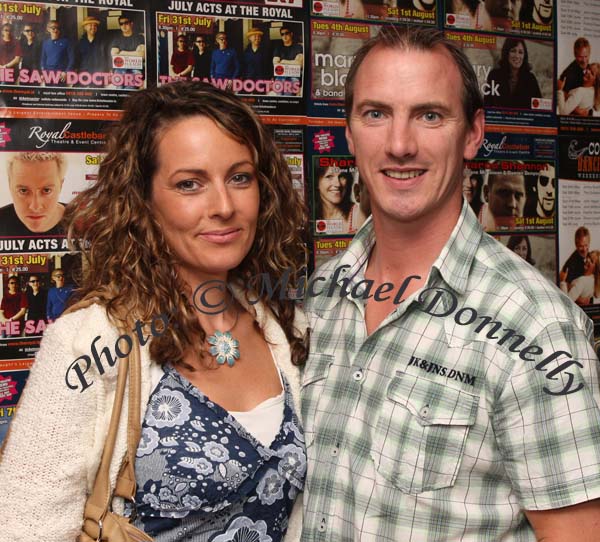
[301,202,600,541]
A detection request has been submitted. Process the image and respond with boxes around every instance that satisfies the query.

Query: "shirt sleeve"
[492,318,600,510]
[0,318,98,541]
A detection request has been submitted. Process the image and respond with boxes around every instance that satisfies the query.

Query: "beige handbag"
[74,302,153,542]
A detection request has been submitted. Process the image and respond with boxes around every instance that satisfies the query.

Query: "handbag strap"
[64,298,144,521]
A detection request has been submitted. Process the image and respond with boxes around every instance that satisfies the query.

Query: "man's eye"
[422,112,441,122]
[365,110,383,120]
[42,187,53,195]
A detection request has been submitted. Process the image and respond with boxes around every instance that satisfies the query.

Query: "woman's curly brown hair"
[64,81,308,367]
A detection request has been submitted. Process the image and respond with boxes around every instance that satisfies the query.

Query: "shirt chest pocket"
[371,371,479,495]
[301,353,333,448]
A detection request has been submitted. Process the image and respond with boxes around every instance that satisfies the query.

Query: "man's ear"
[463,108,485,160]
[345,124,355,156]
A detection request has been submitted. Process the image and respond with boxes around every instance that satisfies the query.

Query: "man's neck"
[366,198,462,287]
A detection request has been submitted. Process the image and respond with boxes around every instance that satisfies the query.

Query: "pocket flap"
[387,372,479,426]
[302,353,333,387]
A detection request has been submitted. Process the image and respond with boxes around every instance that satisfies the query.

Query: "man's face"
[28,276,40,293]
[485,0,521,19]
[119,18,133,37]
[52,271,65,287]
[345,46,483,229]
[2,25,12,42]
[533,0,552,21]
[487,174,526,217]
[575,46,590,70]
[576,235,590,259]
[281,29,293,46]
[7,278,17,293]
[47,23,60,39]
[22,26,34,42]
[249,33,262,47]
[195,37,206,51]
[536,164,555,216]
[216,33,227,49]
[9,159,64,232]
[84,22,98,37]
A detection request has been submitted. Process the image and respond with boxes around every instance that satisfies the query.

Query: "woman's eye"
[230,173,252,185]
[176,179,200,192]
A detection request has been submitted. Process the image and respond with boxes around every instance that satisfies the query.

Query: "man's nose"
[28,193,44,212]
[385,117,418,159]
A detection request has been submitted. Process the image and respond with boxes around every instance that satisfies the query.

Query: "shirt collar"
[333,199,483,297]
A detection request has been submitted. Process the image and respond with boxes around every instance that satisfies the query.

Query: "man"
[77,16,107,77]
[483,0,522,29]
[243,27,270,81]
[19,24,40,74]
[169,34,193,78]
[0,276,26,337]
[0,152,66,235]
[110,14,144,89]
[0,24,22,80]
[529,163,555,218]
[46,269,73,321]
[192,35,210,79]
[521,0,553,24]
[40,20,75,83]
[25,274,47,324]
[272,26,302,96]
[481,170,526,230]
[302,26,600,541]
[561,226,590,285]
[210,32,239,80]
[559,37,590,94]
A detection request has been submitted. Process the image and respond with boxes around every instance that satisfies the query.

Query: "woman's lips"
[199,228,242,244]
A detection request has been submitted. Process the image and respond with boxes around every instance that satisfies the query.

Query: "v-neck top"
[127,364,306,542]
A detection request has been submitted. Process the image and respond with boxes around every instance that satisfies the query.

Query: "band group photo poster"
[0,0,600,445]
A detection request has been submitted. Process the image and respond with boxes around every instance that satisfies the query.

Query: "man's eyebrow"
[354,100,453,115]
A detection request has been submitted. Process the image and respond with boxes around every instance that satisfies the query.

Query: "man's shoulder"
[473,234,588,328]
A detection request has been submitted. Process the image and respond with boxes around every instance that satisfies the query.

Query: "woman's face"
[508,43,525,71]
[462,171,477,203]
[151,115,260,285]
[318,167,346,207]
[512,238,528,260]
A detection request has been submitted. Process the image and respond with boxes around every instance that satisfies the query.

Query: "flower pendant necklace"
[207,307,240,367]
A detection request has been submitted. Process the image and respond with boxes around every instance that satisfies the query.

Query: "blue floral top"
[126,364,306,542]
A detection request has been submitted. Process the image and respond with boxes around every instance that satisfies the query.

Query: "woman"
[484,38,542,109]
[507,235,535,265]
[315,165,355,233]
[170,34,194,78]
[558,63,599,116]
[0,82,307,542]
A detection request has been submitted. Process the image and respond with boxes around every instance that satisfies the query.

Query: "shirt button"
[352,369,364,381]
[331,446,339,457]
[420,405,430,419]
[319,518,327,532]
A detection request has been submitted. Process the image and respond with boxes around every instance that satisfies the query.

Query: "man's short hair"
[47,20,59,28]
[574,37,590,53]
[344,25,483,126]
[280,25,293,35]
[575,226,590,241]
[7,152,66,180]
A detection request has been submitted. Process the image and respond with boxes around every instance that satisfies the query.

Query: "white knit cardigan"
[0,300,305,542]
